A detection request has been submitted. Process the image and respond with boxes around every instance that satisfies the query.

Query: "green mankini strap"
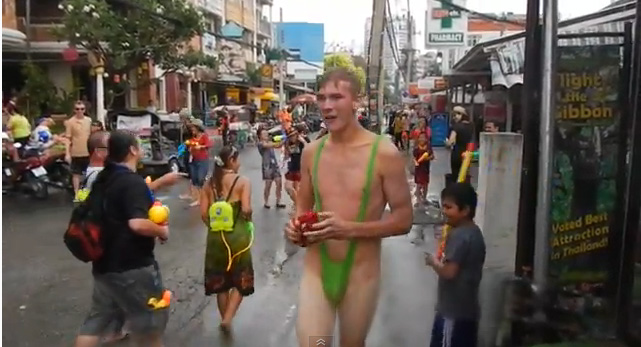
[312,134,382,306]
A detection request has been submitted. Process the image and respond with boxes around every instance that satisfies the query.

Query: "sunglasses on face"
[75,108,85,111]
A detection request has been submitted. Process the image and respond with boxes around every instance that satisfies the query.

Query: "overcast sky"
[271,0,613,53]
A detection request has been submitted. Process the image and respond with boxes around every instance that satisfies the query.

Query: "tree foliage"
[55,0,217,88]
[323,54,366,94]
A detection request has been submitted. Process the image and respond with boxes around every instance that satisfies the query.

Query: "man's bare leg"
[297,270,336,347]
[337,276,380,347]
[216,292,229,319]
[72,174,81,194]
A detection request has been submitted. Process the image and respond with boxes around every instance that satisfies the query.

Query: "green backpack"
[208,176,240,232]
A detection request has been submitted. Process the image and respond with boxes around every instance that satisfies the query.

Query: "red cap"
[466,143,475,152]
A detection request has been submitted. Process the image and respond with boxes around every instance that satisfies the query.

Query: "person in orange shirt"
[279,106,293,131]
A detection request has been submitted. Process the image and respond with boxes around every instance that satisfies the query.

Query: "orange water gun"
[147,290,172,309]
[436,143,475,261]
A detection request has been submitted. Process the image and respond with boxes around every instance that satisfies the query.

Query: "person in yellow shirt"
[7,109,31,146]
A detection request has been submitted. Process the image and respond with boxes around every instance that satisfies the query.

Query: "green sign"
[432,7,461,29]
[428,32,464,44]
[548,45,621,284]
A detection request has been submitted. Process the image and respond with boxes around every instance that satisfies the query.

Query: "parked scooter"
[41,151,73,193]
[3,142,49,199]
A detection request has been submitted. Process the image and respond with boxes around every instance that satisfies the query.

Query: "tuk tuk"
[105,110,187,178]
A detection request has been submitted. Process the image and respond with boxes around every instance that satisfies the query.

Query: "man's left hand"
[303,211,349,243]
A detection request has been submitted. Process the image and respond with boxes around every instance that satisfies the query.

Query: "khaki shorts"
[78,264,169,336]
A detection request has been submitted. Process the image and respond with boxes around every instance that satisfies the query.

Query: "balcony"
[258,18,271,37]
[17,16,64,42]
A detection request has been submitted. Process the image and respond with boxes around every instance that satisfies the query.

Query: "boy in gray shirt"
[426,182,486,347]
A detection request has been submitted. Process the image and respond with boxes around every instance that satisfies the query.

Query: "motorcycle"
[2,142,49,199]
[41,151,73,193]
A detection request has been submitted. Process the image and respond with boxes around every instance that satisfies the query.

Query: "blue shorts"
[430,312,478,347]
[190,160,209,187]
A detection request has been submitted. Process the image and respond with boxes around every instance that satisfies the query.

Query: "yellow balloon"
[149,203,170,224]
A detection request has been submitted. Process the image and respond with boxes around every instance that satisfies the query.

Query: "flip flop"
[264,204,271,209]
[276,204,286,209]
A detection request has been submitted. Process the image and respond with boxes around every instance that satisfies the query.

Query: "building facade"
[274,22,325,85]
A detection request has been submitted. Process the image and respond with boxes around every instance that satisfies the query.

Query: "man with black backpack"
[72,130,171,347]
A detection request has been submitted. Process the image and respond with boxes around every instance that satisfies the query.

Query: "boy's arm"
[431,230,469,280]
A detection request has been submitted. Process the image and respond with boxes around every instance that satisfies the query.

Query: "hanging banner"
[548,45,621,285]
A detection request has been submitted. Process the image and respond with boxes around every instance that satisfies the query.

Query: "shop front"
[447,2,641,345]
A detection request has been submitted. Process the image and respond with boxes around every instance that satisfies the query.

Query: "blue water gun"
[177,143,187,158]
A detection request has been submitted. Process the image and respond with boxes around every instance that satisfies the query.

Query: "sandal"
[264,204,271,209]
[276,204,286,209]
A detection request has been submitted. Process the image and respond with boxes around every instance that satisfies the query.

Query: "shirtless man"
[285,68,413,347]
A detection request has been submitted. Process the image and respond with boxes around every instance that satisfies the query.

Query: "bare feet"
[179,194,191,200]
[219,322,233,339]
[189,200,200,207]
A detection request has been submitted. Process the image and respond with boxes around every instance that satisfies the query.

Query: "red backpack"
[64,171,121,262]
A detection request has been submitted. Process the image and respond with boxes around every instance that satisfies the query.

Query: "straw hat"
[191,119,205,131]
[452,106,467,116]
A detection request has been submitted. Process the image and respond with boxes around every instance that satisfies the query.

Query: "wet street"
[2,143,460,347]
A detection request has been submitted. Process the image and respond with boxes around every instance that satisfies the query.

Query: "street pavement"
[2,142,465,347]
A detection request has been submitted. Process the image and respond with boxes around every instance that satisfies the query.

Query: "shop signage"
[548,45,621,285]
[202,33,216,57]
[425,0,467,49]
[428,32,464,44]
[260,64,273,87]
[432,8,462,21]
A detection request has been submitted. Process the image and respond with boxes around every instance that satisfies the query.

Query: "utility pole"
[404,12,413,85]
[533,0,558,290]
[367,0,387,133]
[278,7,285,110]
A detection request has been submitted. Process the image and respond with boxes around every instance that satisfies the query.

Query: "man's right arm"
[294,142,317,218]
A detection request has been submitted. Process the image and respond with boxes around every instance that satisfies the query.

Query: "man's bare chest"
[314,148,380,213]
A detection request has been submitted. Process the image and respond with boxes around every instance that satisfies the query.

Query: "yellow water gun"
[437,149,474,260]
[147,290,172,309]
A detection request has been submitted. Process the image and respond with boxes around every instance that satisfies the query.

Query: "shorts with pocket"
[78,264,169,336]
[71,156,90,175]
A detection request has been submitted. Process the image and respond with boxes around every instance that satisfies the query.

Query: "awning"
[284,83,314,93]
[451,1,636,89]
[2,28,26,47]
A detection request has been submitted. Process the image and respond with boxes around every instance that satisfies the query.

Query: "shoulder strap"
[225,175,241,202]
[312,136,329,211]
[357,135,382,222]
[80,170,99,189]
[312,135,383,221]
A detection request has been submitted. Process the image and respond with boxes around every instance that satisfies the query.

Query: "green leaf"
[56,0,216,90]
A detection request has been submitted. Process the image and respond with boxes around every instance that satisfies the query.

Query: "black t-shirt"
[92,168,155,274]
[452,121,474,155]
[287,140,306,173]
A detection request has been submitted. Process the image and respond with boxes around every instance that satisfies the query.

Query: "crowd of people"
[6,66,490,347]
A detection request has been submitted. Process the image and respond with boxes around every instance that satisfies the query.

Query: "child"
[413,132,433,205]
[425,182,486,347]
